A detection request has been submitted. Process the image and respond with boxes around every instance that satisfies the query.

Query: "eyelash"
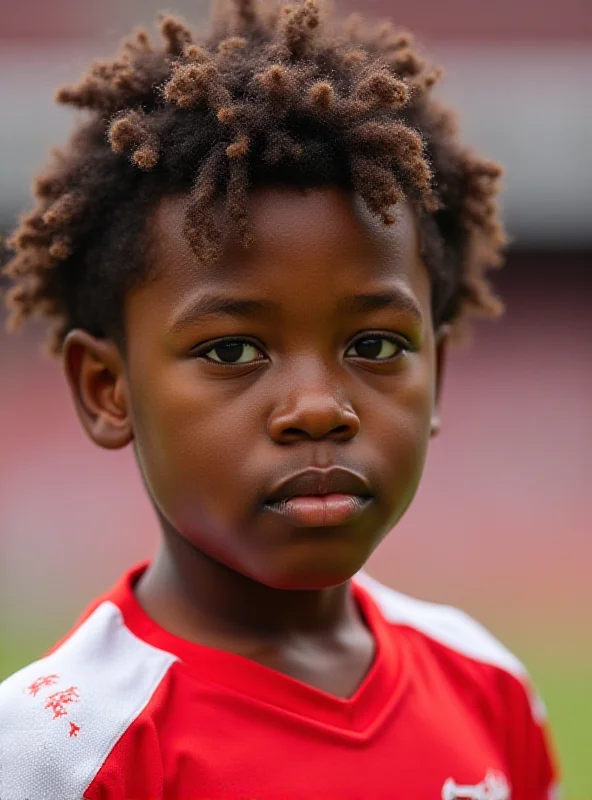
[192,333,413,366]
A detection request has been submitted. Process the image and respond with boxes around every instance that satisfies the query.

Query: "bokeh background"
[0,0,590,794]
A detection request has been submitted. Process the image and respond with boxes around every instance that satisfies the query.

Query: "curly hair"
[2,0,506,356]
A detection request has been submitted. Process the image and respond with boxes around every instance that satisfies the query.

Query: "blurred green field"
[525,655,591,798]
[1,634,590,796]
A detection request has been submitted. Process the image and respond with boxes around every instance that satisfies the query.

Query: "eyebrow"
[170,295,280,333]
[340,290,423,323]
[169,287,422,333]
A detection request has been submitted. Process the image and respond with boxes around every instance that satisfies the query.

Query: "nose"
[267,365,360,444]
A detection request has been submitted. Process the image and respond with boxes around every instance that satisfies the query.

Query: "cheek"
[366,355,436,505]
[130,363,261,528]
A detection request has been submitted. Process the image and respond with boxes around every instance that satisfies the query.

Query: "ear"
[430,325,450,439]
[62,329,133,450]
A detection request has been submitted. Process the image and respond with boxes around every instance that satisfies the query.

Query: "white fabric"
[0,601,177,800]
[355,571,527,675]
[355,571,548,723]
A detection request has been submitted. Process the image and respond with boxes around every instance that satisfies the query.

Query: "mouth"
[263,467,374,528]
[265,494,373,527]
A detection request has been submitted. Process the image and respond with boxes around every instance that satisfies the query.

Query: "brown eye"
[346,336,401,360]
[203,341,263,364]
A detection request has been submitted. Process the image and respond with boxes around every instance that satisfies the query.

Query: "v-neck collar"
[108,563,409,739]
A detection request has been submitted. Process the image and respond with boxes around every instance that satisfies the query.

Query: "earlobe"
[430,415,442,438]
[62,330,133,450]
[430,325,450,439]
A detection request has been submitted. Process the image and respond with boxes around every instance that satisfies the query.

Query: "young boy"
[0,1,558,797]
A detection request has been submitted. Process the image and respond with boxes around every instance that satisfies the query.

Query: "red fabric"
[82,564,556,799]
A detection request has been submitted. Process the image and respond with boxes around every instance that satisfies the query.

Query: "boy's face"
[68,187,445,590]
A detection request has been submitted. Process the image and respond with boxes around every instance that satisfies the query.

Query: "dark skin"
[63,187,448,699]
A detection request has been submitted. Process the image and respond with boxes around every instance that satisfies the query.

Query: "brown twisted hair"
[2,0,506,356]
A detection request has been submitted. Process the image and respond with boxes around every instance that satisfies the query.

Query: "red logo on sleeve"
[26,674,60,697]
[44,686,80,719]
[25,674,82,738]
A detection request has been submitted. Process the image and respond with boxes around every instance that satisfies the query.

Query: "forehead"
[145,187,429,306]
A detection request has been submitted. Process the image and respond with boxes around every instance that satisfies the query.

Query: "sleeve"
[0,663,168,800]
[503,673,560,800]
[0,602,176,800]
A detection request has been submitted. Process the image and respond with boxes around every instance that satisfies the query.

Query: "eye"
[346,335,405,361]
[200,340,265,365]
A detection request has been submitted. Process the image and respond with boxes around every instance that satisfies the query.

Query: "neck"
[135,525,359,648]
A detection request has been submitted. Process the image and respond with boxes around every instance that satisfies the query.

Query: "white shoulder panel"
[354,571,528,679]
[0,601,177,800]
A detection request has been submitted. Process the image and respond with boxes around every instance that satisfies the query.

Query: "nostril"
[280,424,353,442]
[332,425,350,435]
[284,428,303,438]
[268,404,361,444]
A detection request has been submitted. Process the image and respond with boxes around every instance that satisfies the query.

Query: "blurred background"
[0,0,590,794]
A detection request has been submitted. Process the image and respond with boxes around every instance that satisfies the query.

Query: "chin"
[246,549,369,591]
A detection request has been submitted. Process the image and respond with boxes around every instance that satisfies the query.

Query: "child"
[0,0,558,797]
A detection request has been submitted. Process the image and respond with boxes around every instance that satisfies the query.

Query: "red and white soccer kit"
[0,563,557,799]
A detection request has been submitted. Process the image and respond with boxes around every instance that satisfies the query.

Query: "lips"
[265,467,373,505]
[263,467,373,527]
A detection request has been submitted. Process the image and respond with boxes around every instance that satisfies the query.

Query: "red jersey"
[0,563,557,799]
